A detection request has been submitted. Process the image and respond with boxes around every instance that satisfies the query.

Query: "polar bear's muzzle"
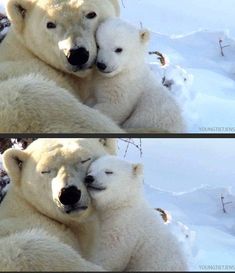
[66,46,90,68]
[58,186,88,214]
[59,186,81,206]
[84,175,106,192]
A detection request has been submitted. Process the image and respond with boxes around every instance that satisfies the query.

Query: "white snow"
[118,139,235,271]
[121,0,235,133]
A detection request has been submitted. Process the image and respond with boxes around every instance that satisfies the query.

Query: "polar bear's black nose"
[59,186,81,206]
[97,62,107,71]
[67,47,89,66]
[85,175,95,184]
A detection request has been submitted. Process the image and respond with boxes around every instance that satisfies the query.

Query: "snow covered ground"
[121,0,235,133]
[119,138,235,271]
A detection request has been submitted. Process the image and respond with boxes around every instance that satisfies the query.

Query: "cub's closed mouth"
[87,185,106,191]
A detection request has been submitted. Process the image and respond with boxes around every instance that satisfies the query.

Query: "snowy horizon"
[118,138,235,270]
[118,138,235,193]
[121,0,235,37]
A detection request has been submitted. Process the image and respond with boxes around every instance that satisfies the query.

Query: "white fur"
[0,138,117,271]
[0,0,122,133]
[87,18,186,133]
[0,74,122,133]
[85,156,188,271]
[0,229,105,271]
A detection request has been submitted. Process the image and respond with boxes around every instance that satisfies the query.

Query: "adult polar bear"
[0,0,122,133]
[0,138,117,271]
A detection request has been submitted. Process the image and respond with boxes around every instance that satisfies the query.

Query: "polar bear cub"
[87,18,185,133]
[85,156,188,271]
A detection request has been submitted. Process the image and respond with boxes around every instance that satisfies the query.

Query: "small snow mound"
[144,183,235,270]
[148,29,235,133]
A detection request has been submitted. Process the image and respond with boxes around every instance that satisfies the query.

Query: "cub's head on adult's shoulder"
[85,155,144,209]
[96,18,150,77]
[6,0,120,77]
[3,138,117,223]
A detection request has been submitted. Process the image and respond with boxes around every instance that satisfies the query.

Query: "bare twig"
[124,138,131,158]
[219,39,230,57]
[221,195,232,213]
[139,139,143,157]
[121,0,125,8]
[119,138,143,158]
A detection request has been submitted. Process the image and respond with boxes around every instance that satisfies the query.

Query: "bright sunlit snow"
[121,0,235,133]
[118,138,235,271]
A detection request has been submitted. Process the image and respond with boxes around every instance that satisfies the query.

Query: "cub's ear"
[139,29,150,44]
[7,0,33,34]
[2,149,28,185]
[99,138,117,155]
[132,163,144,176]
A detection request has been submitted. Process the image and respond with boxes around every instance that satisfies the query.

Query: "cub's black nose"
[97,62,107,71]
[85,175,95,185]
[67,47,89,66]
[59,186,81,206]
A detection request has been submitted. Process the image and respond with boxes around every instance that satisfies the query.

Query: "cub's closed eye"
[47,22,56,29]
[41,170,51,174]
[86,12,97,19]
[115,48,123,53]
[105,171,113,175]
[81,158,91,164]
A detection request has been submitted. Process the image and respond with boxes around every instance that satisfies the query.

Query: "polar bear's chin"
[98,70,118,78]
[64,206,88,215]
[72,64,89,71]
[64,63,93,77]
[67,66,91,76]
[57,204,89,215]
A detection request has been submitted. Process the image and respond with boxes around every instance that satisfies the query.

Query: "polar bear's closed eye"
[41,170,52,174]
[105,170,113,175]
[81,158,92,164]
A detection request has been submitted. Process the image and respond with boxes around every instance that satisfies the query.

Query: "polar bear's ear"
[7,0,33,34]
[139,29,150,44]
[109,0,120,16]
[132,163,144,176]
[2,149,28,185]
[99,138,117,155]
